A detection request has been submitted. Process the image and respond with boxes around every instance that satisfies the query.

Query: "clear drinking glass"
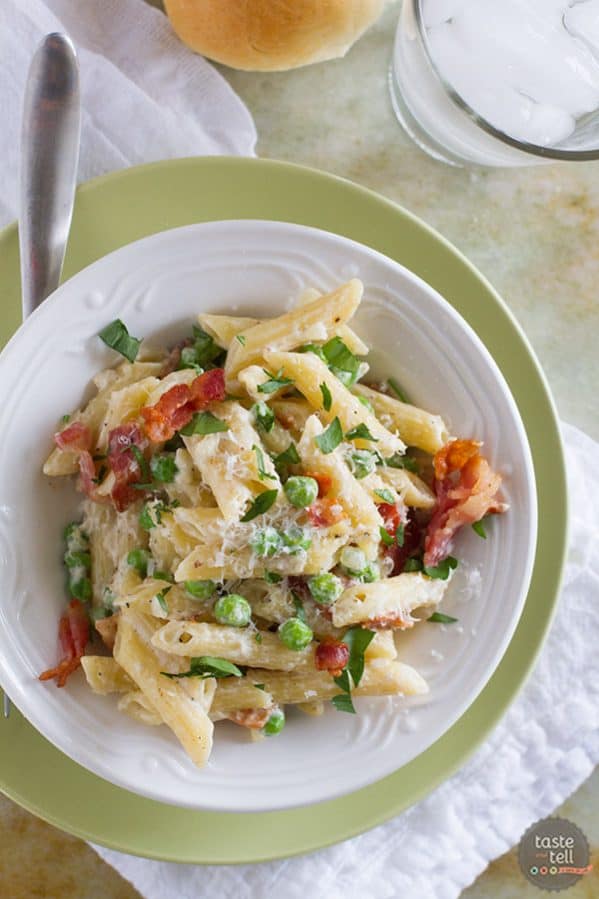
[390,0,599,167]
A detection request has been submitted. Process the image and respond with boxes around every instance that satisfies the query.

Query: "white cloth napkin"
[3,3,598,897]
[0,0,256,228]
[93,422,598,899]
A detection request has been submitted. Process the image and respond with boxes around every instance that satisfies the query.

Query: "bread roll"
[164,0,386,71]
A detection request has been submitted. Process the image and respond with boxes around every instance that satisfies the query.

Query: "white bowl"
[0,221,537,812]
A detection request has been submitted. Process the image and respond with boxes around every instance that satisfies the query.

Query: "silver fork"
[3,33,80,719]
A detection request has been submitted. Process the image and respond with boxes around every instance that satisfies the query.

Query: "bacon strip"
[141,369,226,443]
[424,440,508,568]
[39,599,89,687]
[54,421,92,452]
[106,423,148,512]
[315,639,349,677]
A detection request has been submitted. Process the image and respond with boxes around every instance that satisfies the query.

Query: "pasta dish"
[39,280,507,767]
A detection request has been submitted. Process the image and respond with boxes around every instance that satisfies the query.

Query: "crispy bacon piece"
[364,613,413,630]
[141,369,226,442]
[106,423,148,512]
[307,497,345,528]
[377,503,424,576]
[378,502,402,534]
[39,599,89,687]
[77,451,98,498]
[189,368,226,407]
[424,440,508,568]
[142,384,192,442]
[305,471,333,498]
[433,439,481,481]
[228,708,272,730]
[54,421,92,452]
[95,614,118,651]
[315,639,349,677]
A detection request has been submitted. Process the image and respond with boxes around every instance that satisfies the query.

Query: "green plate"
[0,158,566,863]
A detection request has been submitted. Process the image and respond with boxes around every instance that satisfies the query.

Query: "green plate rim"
[0,157,568,864]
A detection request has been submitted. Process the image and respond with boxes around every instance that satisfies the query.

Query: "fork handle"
[19,32,80,319]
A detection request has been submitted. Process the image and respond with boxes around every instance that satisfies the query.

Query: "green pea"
[214,594,252,628]
[70,576,92,603]
[64,550,91,570]
[127,548,150,577]
[278,617,313,651]
[280,525,312,554]
[308,573,343,605]
[340,546,367,577]
[251,527,282,558]
[64,523,88,552]
[349,450,377,479]
[150,453,178,483]
[284,476,318,509]
[263,708,285,736]
[185,579,216,600]
[360,561,380,583]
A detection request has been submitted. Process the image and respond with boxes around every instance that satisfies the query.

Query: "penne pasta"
[114,607,215,767]
[151,621,316,671]
[265,350,405,457]
[332,573,448,629]
[225,280,363,378]
[41,282,507,767]
[353,383,449,454]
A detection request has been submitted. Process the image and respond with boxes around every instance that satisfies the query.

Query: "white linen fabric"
[2,3,597,896]
[0,0,256,228]
[93,423,599,899]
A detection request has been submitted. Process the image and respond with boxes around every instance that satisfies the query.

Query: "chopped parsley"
[320,382,332,412]
[139,499,169,531]
[403,558,423,572]
[240,489,278,522]
[387,377,409,403]
[180,411,229,436]
[258,369,294,395]
[379,526,394,547]
[291,590,306,622]
[235,334,246,346]
[253,444,277,481]
[345,423,378,442]
[321,337,360,386]
[98,319,141,363]
[423,556,458,580]
[264,570,282,584]
[472,519,487,539]
[396,523,405,547]
[428,611,459,624]
[253,401,275,433]
[315,416,343,454]
[332,692,356,714]
[383,453,419,473]
[331,626,375,715]
[155,586,171,613]
[273,442,300,479]
[374,488,395,504]
[162,656,243,679]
